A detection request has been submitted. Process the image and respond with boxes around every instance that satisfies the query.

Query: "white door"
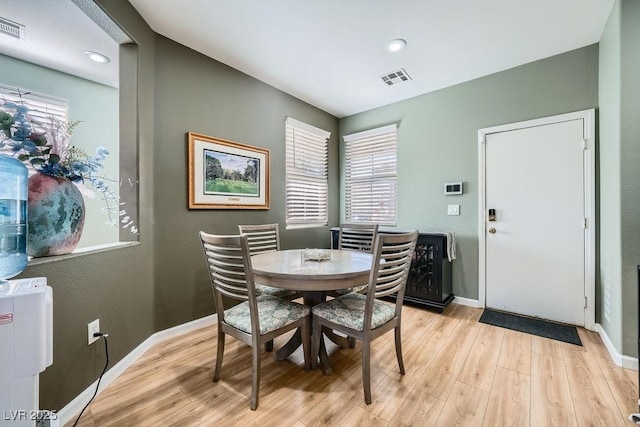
[483,115,590,326]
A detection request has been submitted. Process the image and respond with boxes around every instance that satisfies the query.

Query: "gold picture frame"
[188,132,269,209]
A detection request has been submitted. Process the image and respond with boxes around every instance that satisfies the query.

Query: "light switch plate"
[447,204,460,215]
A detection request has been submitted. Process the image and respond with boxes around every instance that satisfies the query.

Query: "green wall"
[599,0,623,353]
[599,0,640,357]
[0,54,119,248]
[340,46,599,301]
[619,0,640,358]
[151,35,339,330]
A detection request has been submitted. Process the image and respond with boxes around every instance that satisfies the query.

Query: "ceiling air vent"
[0,17,26,41]
[380,68,412,86]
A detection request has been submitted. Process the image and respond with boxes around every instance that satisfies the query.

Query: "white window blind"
[344,124,398,226]
[285,117,330,229]
[0,84,68,124]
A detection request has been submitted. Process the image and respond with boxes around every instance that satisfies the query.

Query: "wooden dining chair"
[311,230,419,404]
[199,231,311,410]
[330,223,379,296]
[338,223,379,252]
[239,223,304,352]
[238,223,302,300]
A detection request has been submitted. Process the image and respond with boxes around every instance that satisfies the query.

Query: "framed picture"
[188,132,269,209]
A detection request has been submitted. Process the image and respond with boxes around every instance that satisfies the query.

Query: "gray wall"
[599,0,640,357]
[340,46,599,302]
[0,54,119,248]
[619,0,640,358]
[599,0,623,353]
[151,35,339,330]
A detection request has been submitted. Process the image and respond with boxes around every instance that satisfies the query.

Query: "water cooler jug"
[0,154,28,281]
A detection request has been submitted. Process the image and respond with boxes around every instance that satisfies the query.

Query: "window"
[0,84,68,124]
[285,117,330,229]
[344,124,398,226]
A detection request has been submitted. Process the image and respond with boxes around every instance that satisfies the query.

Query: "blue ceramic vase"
[27,173,85,257]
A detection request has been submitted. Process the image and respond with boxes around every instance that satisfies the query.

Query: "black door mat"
[479,308,582,346]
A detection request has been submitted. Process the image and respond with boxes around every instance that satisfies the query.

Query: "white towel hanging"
[424,231,456,262]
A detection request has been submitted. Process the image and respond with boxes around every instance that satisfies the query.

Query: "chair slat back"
[364,231,419,327]
[338,223,379,253]
[238,223,280,255]
[199,232,257,313]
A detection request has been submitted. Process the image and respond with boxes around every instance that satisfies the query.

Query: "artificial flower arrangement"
[0,95,137,256]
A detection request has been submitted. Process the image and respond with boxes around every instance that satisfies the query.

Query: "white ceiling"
[0,1,614,118]
[0,0,119,88]
[128,0,614,118]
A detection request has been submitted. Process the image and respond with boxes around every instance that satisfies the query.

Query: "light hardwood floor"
[67,304,638,426]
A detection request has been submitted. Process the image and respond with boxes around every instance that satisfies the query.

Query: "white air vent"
[0,17,26,41]
[380,68,412,86]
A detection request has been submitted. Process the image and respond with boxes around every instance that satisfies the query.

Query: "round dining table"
[251,249,373,374]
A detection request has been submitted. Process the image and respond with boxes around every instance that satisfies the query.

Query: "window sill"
[286,224,328,230]
[28,241,140,266]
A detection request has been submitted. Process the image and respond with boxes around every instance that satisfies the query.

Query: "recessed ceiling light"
[85,51,110,64]
[384,38,407,53]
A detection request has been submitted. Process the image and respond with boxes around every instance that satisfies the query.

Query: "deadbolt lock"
[488,227,496,234]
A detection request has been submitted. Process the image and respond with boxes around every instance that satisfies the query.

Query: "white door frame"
[477,109,596,331]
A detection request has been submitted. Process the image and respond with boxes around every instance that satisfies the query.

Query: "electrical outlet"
[88,319,100,345]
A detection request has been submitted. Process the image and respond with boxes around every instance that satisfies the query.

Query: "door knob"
[488,227,496,234]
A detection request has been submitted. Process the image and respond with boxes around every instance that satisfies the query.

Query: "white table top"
[251,249,373,291]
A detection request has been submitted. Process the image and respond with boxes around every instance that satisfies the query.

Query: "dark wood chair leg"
[394,325,405,375]
[251,341,260,410]
[213,329,225,382]
[265,340,274,352]
[362,339,372,404]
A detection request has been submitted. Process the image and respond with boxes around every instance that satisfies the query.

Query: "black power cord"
[73,332,109,427]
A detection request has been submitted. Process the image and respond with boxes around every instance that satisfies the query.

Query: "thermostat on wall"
[444,182,463,195]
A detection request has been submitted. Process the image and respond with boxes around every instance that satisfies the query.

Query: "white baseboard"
[56,314,216,426]
[595,323,639,371]
[452,296,480,308]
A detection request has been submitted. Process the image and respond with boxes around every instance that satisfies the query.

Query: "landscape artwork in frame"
[188,132,269,209]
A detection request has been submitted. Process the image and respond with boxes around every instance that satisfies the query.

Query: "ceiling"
[128,0,614,118]
[0,1,615,118]
[0,0,119,89]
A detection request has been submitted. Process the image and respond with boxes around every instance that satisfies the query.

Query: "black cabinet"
[330,229,454,312]
[403,233,454,312]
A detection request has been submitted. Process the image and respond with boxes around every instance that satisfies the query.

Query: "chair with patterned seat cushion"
[328,223,380,348]
[311,230,418,404]
[199,231,311,411]
[239,223,303,352]
[238,223,302,300]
